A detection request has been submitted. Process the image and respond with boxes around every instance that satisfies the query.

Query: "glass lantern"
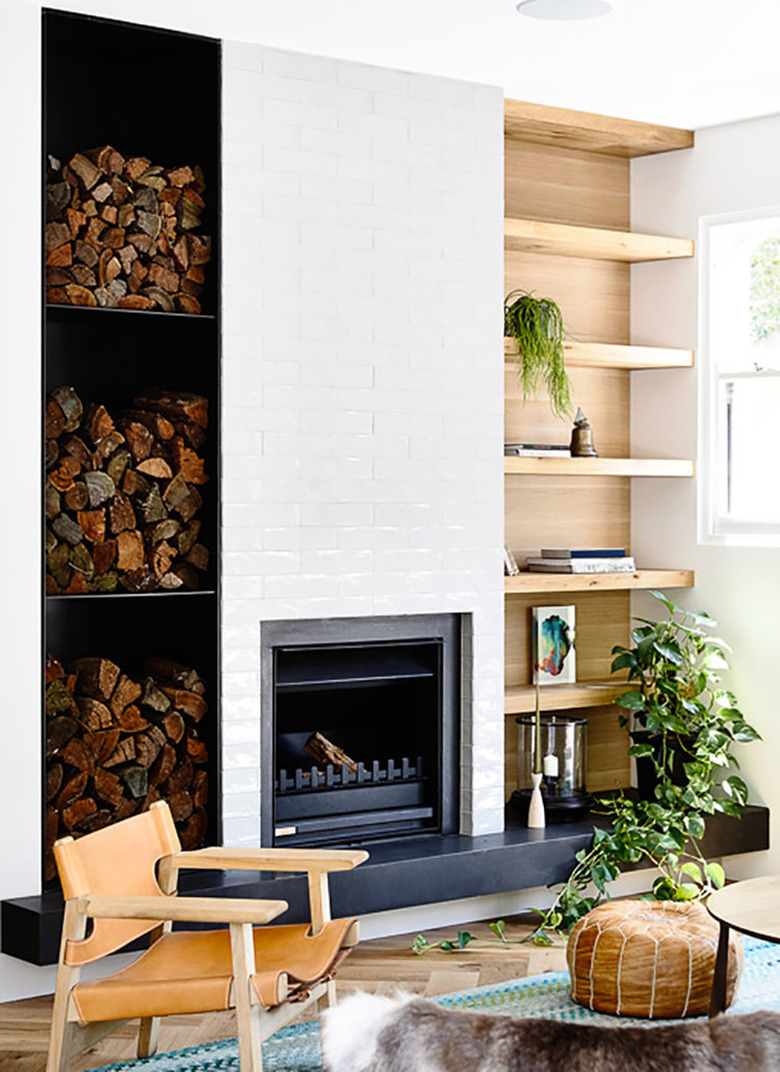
[510,714,590,821]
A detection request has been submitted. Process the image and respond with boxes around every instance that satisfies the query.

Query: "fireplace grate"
[276,755,424,794]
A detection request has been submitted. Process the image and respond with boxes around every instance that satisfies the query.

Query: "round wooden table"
[706,875,780,1016]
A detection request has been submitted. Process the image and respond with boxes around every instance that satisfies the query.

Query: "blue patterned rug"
[91,937,780,1071]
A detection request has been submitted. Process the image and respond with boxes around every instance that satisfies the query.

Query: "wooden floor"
[0,915,567,1070]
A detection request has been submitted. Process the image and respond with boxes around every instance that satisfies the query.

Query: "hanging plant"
[504,289,572,420]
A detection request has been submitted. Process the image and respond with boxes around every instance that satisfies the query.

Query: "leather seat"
[70,918,358,1021]
[46,801,368,1072]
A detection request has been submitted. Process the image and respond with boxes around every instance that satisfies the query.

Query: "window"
[700,208,780,544]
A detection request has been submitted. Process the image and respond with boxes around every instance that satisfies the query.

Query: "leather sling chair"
[47,800,368,1072]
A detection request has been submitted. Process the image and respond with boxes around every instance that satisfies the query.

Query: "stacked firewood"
[46,385,209,594]
[45,145,212,313]
[45,653,209,881]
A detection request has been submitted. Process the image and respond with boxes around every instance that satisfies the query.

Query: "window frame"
[698,205,780,547]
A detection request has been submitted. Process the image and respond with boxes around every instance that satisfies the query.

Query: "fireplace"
[260,615,461,848]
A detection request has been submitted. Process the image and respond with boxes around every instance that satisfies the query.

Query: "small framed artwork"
[533,604,576,685]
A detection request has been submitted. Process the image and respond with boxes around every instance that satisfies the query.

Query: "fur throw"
[320,991,780,1072]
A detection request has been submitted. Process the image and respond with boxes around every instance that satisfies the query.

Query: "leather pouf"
[566,899,743,1018]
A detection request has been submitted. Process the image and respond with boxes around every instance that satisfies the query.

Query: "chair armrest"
[171,847,369,874]
[80,893,288,926]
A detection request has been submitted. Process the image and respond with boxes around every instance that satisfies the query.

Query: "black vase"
[630,730,696,800]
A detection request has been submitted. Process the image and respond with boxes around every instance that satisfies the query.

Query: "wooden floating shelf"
[504,99,694,159]
[504,569,695,594]
[504,339,693,370]
[505,680,627,715]
[504,457,695,478]
[504,218,694,263]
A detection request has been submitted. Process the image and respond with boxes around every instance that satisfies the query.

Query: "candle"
[543,753,559,778]
[534,680,541,774]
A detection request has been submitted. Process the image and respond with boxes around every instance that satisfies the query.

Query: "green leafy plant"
[411,920,526,956]
[525,592,759,942]
[411,592,760,954]
[504,290,572,420]
[613,590,759,815]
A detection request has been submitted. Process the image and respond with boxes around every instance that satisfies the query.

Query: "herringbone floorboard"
[0,914,566,1069]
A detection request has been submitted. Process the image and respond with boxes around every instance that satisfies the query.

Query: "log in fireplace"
[260,615,461,847]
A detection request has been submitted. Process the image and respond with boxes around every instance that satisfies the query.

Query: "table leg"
[709,921,731,1018]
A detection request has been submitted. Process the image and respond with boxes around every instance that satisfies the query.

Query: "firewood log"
[305,731,358,773]
[52,514,83,546]
[137,457,173,480]
[121,469,149,498]
[180,808,208,851]
[103,736,135,768]
[109,491,136,535]
[76,697,113,731]
[47,762,64,802]
[167,790,193,822]
[71,657,120,701]
[61,434,92,468]
[64,483,90,512]
[161,711,185,744]
[167,758,194,793]
[56,772,88,810]
[159,687,207,722]
[58,737,95,775]
[114,704,149,732]
[134,389,208,430]
[62,798,97,833]
[192,770,208,810]
[187,736,208,764]
[88,728,122,766]
[119,765,148,800]
[116,530,144,571]
[77,509,106,544]
[94,767,124,806]
[48,456,81,492]
[150,743,177,786]
[46,715,77,754]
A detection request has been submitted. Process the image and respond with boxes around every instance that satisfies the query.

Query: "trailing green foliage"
[504,290,572,420]
[411,593,760,955]
[525,592,759,944]
[411,919,525,956]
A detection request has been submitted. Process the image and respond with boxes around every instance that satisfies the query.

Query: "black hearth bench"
[1,803,768,965]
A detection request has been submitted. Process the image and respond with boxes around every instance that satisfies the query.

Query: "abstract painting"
[533,604,576,685]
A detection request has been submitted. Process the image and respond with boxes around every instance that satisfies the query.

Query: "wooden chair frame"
[47,807,367,1072]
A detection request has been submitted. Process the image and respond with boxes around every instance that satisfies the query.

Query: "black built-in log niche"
[43,10,221,885]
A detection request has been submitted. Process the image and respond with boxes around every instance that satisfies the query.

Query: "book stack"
[504,443,572,458]
[525,548,636,574]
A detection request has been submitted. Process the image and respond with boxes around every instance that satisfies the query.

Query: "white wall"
[631,114,780,876]
[220,41,505,841]
[0,0,43,908]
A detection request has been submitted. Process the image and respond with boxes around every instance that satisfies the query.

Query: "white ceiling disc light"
[516,0,613,19]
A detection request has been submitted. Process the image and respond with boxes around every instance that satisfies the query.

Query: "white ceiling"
[46,0,780,130]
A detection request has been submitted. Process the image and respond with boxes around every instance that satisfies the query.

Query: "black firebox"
[260,615,461,847]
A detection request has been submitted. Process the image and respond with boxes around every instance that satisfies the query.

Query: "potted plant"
[611,591,758,808]
[529,592,760,937]
[504,290,572,419]
[411,592,760,952]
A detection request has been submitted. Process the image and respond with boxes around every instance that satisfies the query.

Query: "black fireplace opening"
[260,615,461,848]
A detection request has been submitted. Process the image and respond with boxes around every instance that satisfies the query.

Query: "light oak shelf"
[504,99,694,159]
[503,339,693,370]
[505,680,627,715]
[504,457,695,478]
[504,218,694,263]
[504,569,695,595]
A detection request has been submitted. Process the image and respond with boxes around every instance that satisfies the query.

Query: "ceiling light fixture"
[516,0,613,19]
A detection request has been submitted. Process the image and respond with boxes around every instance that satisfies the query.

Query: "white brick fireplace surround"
[220,42,505,845]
